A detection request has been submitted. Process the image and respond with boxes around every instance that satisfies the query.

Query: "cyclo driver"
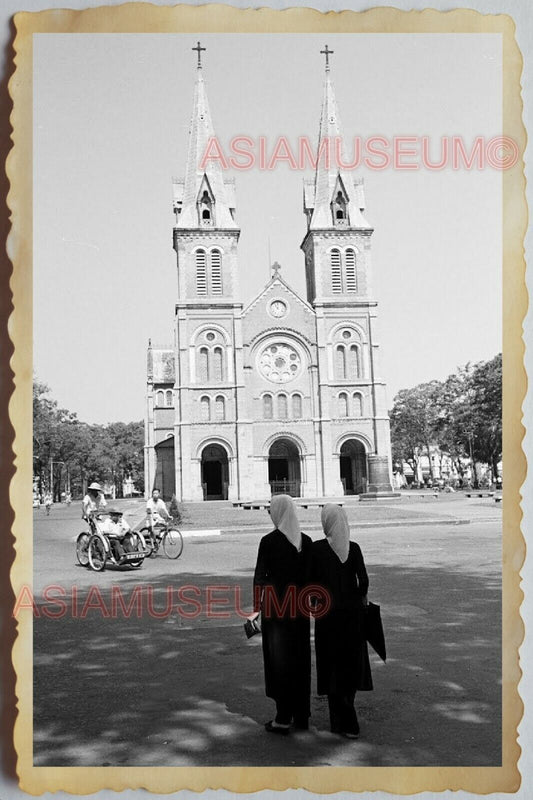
[82,482,107,525]
[146,488,171,547]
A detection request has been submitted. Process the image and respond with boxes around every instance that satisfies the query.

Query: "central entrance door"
[201,444,229,500]
[268,438,301,497]
[340,439,368,494]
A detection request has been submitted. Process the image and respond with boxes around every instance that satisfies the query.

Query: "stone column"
[367,454,392,492]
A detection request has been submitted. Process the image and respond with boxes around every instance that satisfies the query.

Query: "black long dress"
[253,529,313,724]
[312,539,373,697]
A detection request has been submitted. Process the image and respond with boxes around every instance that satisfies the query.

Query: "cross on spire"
[272,261,282,277]
[192,41,206,68]
[320,44,334,71]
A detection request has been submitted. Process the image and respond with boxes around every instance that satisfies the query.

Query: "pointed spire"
[309,52,370,230]
[175,46,237,229]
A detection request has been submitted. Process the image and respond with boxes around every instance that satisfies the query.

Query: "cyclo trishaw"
[76,513,149,572]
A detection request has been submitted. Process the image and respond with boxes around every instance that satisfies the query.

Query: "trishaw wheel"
[163,529,183,559]
[76,532,90,567]
[139,527,154,557]
[88,535,107,571]
[127,532,145,568]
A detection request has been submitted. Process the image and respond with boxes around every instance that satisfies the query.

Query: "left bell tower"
[172,42,240,301]
[168,43,244,503]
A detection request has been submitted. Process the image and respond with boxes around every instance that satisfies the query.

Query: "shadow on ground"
[33,561,501,767]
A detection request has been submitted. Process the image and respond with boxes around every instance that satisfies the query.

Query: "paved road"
[30,501,502,767]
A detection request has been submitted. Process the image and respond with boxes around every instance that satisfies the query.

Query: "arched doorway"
[154,437,176,501]
[340,439,368,495]
[201,444,229,500]
[268,438,301,497]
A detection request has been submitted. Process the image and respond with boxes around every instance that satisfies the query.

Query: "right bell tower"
[301,45,394,496]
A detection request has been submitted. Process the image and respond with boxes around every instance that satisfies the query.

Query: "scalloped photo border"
[7,3,526,794]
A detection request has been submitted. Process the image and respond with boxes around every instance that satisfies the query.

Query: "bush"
[168,494,184,525]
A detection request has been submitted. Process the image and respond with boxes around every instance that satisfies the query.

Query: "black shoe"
[265,720,290,735]
[293,719,309,731]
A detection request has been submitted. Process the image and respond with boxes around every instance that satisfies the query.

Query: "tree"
[389,381,442,485]
[33,378,145,499]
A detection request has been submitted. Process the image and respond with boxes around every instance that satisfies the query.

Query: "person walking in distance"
[253,494,313,734]
[311,504,373,739]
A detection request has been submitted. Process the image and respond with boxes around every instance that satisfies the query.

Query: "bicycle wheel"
[88,535,107,572]
[76,532,90,567]
[127,532,145,568]
[163,528,183,559]
[139,527,154,557]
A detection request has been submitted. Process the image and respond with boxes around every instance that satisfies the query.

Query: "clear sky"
[33,33,502,424]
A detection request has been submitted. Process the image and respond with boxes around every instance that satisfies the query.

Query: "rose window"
[259,343,301,383]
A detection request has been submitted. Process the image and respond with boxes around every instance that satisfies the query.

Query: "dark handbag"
[364,601,386,662]
[244,612,261,639]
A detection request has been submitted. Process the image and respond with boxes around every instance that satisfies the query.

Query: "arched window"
[211,249,222,295]
[215,395,225,421]
[334,191,346,221]
[199,190,213,225]
[263,394,273,420]
[335,345,347,379]
[198,347,209,382]
[213,347,224,382]
[156,390,164,406]
[278,394,288,419]
[353,392,363,416]
[200,396,210,421]
[331,249,342,293]
[345,249,357,292]
[350,344,361,378]
[292,394,302,419]
[196,249,207,295]
[338,392,348,417]
[165,390,173,407]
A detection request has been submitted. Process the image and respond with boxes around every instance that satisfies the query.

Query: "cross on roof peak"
[192,41,206,69]
[272,261,282,277]
[320,44,334,71]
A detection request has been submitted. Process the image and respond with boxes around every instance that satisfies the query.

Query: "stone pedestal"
[367,454,393,493]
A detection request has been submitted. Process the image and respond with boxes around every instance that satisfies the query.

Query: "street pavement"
[29,495,502,767]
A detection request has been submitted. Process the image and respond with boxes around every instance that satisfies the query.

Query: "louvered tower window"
[350,344,361,378]
[331,249,342,293]
[345,249,357,292]
[196,250,207,295]
[335,345,347,380]
[213,347,224,381]
[198,347,209,382]
[211,249,222,294]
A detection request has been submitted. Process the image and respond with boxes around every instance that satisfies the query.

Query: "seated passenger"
[82,482,107,525]
[101,508,131,560]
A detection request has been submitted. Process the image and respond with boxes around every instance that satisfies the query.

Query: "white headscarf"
[321,503,350,564]
[269,494,302,551]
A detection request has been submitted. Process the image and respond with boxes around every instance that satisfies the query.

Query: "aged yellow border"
[7,3,526,794]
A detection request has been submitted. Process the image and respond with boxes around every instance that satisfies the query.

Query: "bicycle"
[138,519,184,560]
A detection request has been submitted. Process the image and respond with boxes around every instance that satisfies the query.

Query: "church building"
[144,45,394,501]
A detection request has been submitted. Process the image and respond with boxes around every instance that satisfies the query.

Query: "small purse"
[244,612,261,639]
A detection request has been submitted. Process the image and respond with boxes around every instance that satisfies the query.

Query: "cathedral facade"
[144,49,393,502]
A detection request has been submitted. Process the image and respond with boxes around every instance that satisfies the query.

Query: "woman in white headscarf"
[253,494,313,734]
[312,503,372,739]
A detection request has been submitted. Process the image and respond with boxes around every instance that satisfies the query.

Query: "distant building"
[145,48,393,501]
